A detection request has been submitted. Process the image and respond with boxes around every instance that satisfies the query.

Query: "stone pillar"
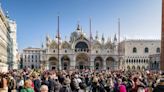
[45,61,49,70]
[70,56,76,69]
[161,0,164,71]
[103,60,106,70]
[90,61,94,70]
[90,57,94,70]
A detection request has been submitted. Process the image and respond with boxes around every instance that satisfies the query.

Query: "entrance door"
[52,66,56,70]
[95,63,99,70]
[79,65,84,69]
[64,63,67,70]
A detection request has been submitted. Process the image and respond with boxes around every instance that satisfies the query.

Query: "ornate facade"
[41,24,120,70]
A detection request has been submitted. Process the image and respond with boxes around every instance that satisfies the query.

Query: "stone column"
[103,60,106,70]
[90,57,94,70]
[45,61,49,70]
[70,56,76,69]
[161,0,164,71]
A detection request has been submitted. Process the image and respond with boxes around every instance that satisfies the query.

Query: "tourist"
[20,80,35,92]
[153,74,164,92]
[33,74,41,92]
[59,78,72,92]
[40,85,48,92]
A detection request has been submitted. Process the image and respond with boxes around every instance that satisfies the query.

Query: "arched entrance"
[76,53,89,69]
[61,55,70,70]
[106,57,116,70]
[94,57,103,70]
[127,66,130,70]
[49,57,58,70]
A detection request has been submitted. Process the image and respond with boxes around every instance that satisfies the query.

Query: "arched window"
[133,47,137,53]
[126,59,128,63]
[132,66,135,70]
[144,47,149,53]
[156,48,160,53]
[134,59,136,63]
[127,66,130,70]
[75,42,88,49]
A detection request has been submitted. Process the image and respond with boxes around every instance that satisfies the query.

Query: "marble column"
[103,60,106,70]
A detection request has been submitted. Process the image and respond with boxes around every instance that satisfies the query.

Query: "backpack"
[8,79,16,90]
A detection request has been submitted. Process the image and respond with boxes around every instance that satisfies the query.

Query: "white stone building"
[120,40,160,70]
[0,9,11,72]
[8,19,19,69]
[0,6,18,72]
[22,47,45,69]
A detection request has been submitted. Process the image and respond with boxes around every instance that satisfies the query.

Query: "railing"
[74,48,89,53]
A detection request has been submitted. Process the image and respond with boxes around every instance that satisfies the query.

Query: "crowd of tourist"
[0,69,164,92]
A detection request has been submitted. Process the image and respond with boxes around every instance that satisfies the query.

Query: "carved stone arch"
[49,57,58,70]
[92,41,102,49]
[61,41,71,49]
[49,41,58,49]
[132,66,135,70]
[76,53,90,69]
[74,40,90,49]
[94,56,103,70]
[127,66,130,70]
[106,57,116,70]
[61,55,70,70]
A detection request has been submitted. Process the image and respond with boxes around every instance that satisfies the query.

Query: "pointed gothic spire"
[46,34,50,41]
[77,21,80,30]
[41,42,44,48]
[102,33,105,42]
[114,34,117,41]
[65,36,67,41]
[6,11,9,18]
[95,31,99,40]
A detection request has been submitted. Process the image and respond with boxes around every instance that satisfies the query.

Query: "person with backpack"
[8,75,17,92]
[21,80,35,92]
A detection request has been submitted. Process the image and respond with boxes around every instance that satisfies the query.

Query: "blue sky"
[2,0,162,50]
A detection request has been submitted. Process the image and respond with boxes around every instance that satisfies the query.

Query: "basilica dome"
[70,24,87,42]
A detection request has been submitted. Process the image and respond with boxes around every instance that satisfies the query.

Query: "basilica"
[40,24,121,70]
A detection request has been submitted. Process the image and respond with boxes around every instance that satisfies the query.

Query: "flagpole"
[89,17,92,70]
[57,15,60,70]
[118,18,121,70]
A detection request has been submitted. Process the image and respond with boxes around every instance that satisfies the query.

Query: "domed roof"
[70,24,87,42]
[61,41,71,49]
